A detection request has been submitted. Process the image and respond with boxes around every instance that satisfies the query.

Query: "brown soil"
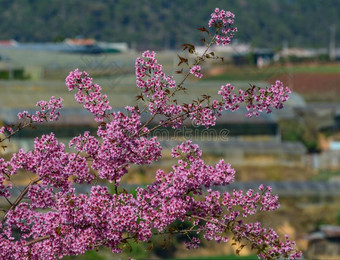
[268,73,340,102]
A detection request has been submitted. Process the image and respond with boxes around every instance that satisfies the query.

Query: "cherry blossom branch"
[170,30,220,99]
[137,32,219,133]
[190,214,264,252]
[0,8,301,260]
[0,122,31,144]
[0,96,63,144]
[138,110,159,134]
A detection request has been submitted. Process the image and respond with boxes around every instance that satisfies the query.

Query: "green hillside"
[0,0,339,49]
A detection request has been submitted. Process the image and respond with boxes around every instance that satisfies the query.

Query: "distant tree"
[1,0,340,48]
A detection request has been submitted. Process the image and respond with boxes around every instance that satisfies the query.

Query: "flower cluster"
[69,110,162,184]
[218,81,291,117]
[93,111,162,183]
[135,50,179,119]
[188,104,219,127]
[65,69,112,121]
[68,131,99,158]
[28,184,55,208]
[245,80,291,117]
[231,222,302,259]
[0,97,62,144]
[209,8,237,46]
[0,186,140,258]
[189,65,203,78]
[184,237,201,249]
[32,133,71,188]
[17,96,63,123]
[222,186,279,218]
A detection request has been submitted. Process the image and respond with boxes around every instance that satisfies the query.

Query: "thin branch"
[2,177,41,224]
[4,197,12,206]
[152,227,198,236]
[138,111,158,134]
[170,30,220,99]
[138,108,196,137]
[114,179,118,194]
[24,235,50,247]
[139,105,148,115]
[0,121,31,144]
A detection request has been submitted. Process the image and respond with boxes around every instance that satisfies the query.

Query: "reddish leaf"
[136,95,145,101]
[181,44,195,54]
[177,55,188,66]
[198,26,209,34]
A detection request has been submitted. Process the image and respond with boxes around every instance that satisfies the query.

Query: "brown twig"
[24,235,50,247]
[0,121,32,144]
[170,30,220,99]
[4,197,13,206]
[138,103,210,137]
[138,112,158,134]
[2,177,42,224]
[138,112,190,137]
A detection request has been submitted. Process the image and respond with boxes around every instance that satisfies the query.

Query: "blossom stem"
[2,177,41,224]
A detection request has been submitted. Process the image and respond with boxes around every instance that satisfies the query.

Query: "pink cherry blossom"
[190,65,203,78]
[17,96,63,123]
[209,8,237,45]
[65,69,112,122]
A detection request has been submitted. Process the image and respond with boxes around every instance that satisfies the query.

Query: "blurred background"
[0,0,340,259]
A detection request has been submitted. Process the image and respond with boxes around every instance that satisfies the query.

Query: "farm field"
[268,73,340,103]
